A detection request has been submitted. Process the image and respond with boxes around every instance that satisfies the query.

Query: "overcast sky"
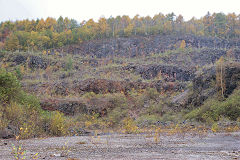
[0,0,239,22]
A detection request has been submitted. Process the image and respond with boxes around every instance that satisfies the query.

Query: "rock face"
[39,79,187,115]
[28,56,48,69]
[72,78,186,95]
[224,63,240,96]
[40,97,121,116]
[13,55,27,65]
[40,98,87,115]
[171,89,191,108]
[172,62,240,108]
[73,78,150,94]
[189,67,217,107]
[59,34,240,57]
[123,64,195,81]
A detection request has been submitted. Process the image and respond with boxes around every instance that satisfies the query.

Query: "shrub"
[0,70,51,138]
[145,88,159,100]
[4,102,45,138]
[15,66,23,80]
[0,106,8,129]
[0,69,21,103]
[107,106,128,126]
[122,117,138,134]
[145,102,163,115]
[65,56,73,71]
[185,89,240,122]
[49,111,68,136]
[136,114,159,127]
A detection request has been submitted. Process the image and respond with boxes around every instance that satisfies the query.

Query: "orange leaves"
[179,40,186,49]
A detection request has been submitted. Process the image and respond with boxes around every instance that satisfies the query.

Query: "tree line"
[1,12,240,51]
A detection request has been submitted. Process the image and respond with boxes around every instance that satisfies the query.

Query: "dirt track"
[0,132,240,160]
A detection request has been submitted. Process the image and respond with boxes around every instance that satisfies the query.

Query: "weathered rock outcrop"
[59,35,240,58]
[39,79,187,115]
[40,97,120,116]
[24,78,187,97]
[73,78,150,94]
[40,98,87,115]
[172,62,240,108]
[224,62,240,95]
[72,78,186,94]
[28,56,48,69]
[123,64,195,81]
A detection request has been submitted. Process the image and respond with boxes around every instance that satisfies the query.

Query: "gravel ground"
[0,132,240,160]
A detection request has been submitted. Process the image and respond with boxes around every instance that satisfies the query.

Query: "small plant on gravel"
[122,117,139,134]
[90,130,101,145]
[31,153,39,159]
[211,123,219,133]
[61,141,71,157]
[224,125,239,132]
[11,135,26,160]
[154,127,162,144]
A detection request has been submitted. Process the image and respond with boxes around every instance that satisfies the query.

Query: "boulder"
[28,56,47,69]
[0,125,17,139]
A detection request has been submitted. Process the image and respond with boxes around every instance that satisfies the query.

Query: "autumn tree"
[45,17,57,31]
[1,12,240,51]
[5,34,19,51]
[98,17,109,38]
[124,23,134,37]
[36,18,46,31]
[107,16,116,37]
[15,31,30,51]
[216,56,226,99]
[175,14,184,34]
[64,17,71,30]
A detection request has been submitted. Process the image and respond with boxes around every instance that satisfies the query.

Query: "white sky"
[0,0,240,23]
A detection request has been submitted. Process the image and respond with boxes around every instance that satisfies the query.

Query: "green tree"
[56,16,64,33]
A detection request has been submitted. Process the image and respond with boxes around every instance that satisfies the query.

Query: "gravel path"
[0,132,240,160]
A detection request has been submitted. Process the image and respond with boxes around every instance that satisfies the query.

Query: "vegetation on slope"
[1,12,240,51]
[0,69,71,138]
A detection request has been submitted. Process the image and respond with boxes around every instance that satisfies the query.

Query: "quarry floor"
[0,132,240,160]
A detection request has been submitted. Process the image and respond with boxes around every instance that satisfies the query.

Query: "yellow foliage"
[154,127,161,143]
[122,118,138,134]
[49,111,67,136]
[1,62,9,68]
[179,40,186,49]
[20,65,25,74]
[211,123,219,133]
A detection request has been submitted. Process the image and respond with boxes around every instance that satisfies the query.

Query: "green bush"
[0,69,21,103]
[65,56,73,71]
[185,89,240,122]
[0,70,71,138]
[136,114,160,126]
[15,66,23,80]
[107,106,128,126]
